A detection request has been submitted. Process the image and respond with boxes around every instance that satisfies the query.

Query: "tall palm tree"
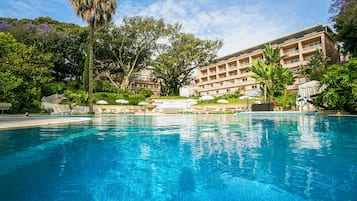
[70,0,117,113]
[249,60,275,102]
[249,44,293,102]
[263,44,285,65]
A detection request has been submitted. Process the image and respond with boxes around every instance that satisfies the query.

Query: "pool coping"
[0,116,92,130]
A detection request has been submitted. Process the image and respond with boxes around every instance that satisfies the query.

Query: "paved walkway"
[0,116,92,130]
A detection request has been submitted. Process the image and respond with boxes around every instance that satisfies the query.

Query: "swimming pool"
[0,114,356,201]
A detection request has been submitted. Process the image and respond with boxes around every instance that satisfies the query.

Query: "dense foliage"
[0,32,53,112]
[154,32,222,96]
[330,0,357,56]
[296,50,331,81]
[70,0,117,113]
[314,58,357,112]
[248,44,294,102]
[94,17,169,91]
[0,17,88,81]
[0,15,221,112]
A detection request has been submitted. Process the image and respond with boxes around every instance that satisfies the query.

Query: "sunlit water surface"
[0,114,356,201]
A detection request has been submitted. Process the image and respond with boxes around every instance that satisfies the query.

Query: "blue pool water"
[0,114,356,201]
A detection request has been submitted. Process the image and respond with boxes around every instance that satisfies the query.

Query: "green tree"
[0,32,53,112]
[249,44,293,102]
[95,17,168,91]
[70,0,117,113]
[249,61,274,102]
[330,0,357,56]
[306,49,330,81]
[83,45,89,91]
[154,32,222,96]
[272,65,294,97]
[314,58,357,112]
[0,17,88,81]
[263,44,285,65]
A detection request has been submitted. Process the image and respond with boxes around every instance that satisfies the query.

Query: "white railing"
[303,44,321,51]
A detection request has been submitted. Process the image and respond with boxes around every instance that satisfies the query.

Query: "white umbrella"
[138,101,149,114]
[246,90,261,97]
[239,95,252,100]
[138,101,149,106]
[115,99,129,104]
[217,99,229,104]
[96,100,108,105]
[199,95,214,101]
[239,95,252,111]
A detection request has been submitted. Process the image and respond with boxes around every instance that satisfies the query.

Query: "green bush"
[138,88,154,97]
[62,90,88,107]
[128,94,145,105]
[274,90,297,110]
[93,92,145,105]
[42,82,65,96]
[93,78,116,92]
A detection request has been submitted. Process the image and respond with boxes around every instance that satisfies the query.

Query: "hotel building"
[195,25,339,96]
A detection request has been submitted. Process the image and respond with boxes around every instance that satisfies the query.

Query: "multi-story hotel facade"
[195,25,340,97]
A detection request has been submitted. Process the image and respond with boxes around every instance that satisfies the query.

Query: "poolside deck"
[0,116,92,130]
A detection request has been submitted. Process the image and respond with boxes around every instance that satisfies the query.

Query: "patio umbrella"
[115,99,129,104]
[96,100,108,105]
[239,95,252,110]
[138,101,149,106]
[246,90,261,97]
[199,95,214,101]
[217,99,229,104]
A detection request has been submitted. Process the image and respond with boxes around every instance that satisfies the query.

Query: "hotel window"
[216,90,219,94]
[243,78,248,82]
[252,85,257,89]
[227,88,230,92]
[220,82,224,86]
[231,80,235,84]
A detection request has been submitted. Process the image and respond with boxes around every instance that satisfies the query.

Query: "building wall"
[196,25,339,96]
[129,68,160,95]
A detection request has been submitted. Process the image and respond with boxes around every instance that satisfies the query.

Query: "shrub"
[93,92,145,105]
[138,88,154,97]
[42,82,65,96]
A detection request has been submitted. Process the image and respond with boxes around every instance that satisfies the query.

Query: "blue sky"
[0,0,333,56]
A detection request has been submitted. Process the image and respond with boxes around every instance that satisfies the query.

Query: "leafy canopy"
[314,58,357,112]
[0,32,53,112]
[330,0,357,56]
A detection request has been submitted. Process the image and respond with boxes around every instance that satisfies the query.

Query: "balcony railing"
[284,49,299,57]
[303,44,321,51]
[240,63,251,67]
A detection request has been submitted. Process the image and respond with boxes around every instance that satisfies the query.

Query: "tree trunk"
[120,63,135,91]
[264,83,267,103]
[88,24,94,113]
[120,75,130,91]
[105,71,119,89]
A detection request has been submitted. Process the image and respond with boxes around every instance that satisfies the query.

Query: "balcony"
[303,43,321,52]
[284,49,299,57]
[228,65,237,70]
[240,62,251,68]
[283,61,301,68]
[218,68,226,73]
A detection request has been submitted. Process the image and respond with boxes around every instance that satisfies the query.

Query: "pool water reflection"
[0,114,356,201]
